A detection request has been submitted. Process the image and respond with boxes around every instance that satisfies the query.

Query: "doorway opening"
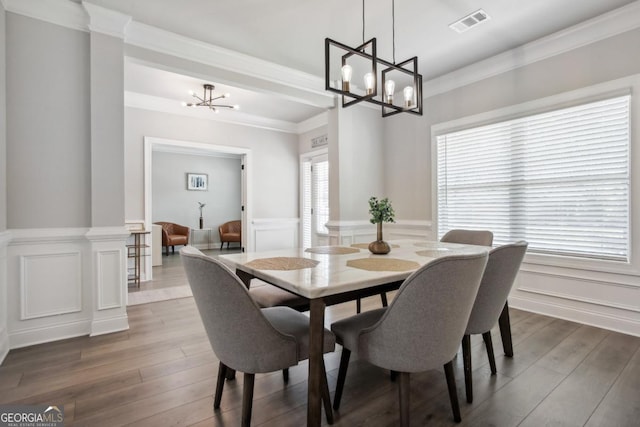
[129,137,251,304]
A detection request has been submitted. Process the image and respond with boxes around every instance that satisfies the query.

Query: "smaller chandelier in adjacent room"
[182,84,239,113]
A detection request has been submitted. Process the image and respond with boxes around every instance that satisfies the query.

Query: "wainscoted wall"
[326,220,432,246]
[0,231,10,363]
[513,261,640,337]
[252,218,299,252]
[5,227,129,350]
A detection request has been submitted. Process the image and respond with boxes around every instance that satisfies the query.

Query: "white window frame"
[300,148,329,248]
[431,75,640,276]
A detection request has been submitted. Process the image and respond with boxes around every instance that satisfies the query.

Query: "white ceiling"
[95,0,637,124]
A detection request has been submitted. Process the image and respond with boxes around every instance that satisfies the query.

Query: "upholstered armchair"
[219,220,241,249]
[155,222,190,255]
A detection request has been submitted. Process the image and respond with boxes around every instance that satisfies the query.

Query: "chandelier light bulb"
[384,79,395,104]
[233,105,240,110]
[341,64,353,91]
[224,93,231,98]
[364,72,375,95]
[403,85,414,108]
[188,90,195,96]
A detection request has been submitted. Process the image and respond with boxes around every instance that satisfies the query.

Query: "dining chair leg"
[226,368,236,380]
[356,298,362,314]
[282,368,289,383]
[220,242,223,250]
[321,358,334,425]
[483,331,497,374]
[390,370,398,382]
[499,302,514,357]
[333,348,351,410]
[380,292,388,307]
[398,372,410,427]
[241,372,255,427]
[214,362,227,409]
[462,334,473,403]
[444,360,462,422]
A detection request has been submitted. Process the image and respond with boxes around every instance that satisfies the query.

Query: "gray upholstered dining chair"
[462,241,528,403]
[440,229,494,246]
[180,246,335,426]
[331,252,489,426]
[440,229,516,358]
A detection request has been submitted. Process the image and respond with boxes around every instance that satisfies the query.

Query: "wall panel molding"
[510,292,639,338]
[252,218,299,252]
[96,249,123,310]
[20,252,82,320]
[6,227,129,349]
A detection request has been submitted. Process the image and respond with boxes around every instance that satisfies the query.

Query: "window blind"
[313,160,330,235]
[302,161,312,249]
[436,95,630,261]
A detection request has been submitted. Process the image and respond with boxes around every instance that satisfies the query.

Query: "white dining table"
[219,239,489,427]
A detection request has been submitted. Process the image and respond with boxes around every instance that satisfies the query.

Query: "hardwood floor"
[2,276,639,425]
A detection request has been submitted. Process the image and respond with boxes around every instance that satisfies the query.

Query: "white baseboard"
[9,319,91,350]
[0,327,9,364]
[90,314,129,337]
[509,294,640,338]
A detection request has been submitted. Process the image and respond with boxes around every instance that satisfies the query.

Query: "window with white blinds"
[313,160,330,235]
[436,95,630,261]
[301,154,329,248]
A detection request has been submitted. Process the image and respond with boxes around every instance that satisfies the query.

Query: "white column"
[84,3,132,335]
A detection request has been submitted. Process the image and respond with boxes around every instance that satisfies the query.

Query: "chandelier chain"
[392,0,396,64]
[362,0,365,45]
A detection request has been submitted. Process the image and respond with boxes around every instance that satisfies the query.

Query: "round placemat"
[246,257,320,271]
[305,246,361,255]
[347,257,420,272]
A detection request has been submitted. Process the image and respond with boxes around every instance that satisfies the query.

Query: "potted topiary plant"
[368,196,395,254]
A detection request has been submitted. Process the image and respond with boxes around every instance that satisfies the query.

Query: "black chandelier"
[183,84,239,113]
[325,0,422,117]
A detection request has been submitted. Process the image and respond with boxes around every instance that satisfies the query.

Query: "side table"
[191,228,213,250]
[128,230,150,288]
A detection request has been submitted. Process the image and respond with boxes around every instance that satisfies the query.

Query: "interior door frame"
[144,136,252,279]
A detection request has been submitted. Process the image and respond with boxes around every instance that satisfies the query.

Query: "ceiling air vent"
[449,9,490,33]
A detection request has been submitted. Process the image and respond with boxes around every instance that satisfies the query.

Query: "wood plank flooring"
[1,255,639,426]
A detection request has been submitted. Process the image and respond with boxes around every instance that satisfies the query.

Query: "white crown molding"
[82,2,131,39]
[423,1,640,98]
[3,0,87,32]
[297,112,329,133]
[125,91,299,134]
[0,230,11,247]
[125,21,332,101]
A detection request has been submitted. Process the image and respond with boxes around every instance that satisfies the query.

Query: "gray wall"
[89,32,125,227]
[0,5,6,231]
[125,107,299,220]
[385,27,640,221]
[329,105,384,221]
[6,13,91,228]
[152,151,241,232]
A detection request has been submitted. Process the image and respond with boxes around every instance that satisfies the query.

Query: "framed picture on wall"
[187,173,208,191]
